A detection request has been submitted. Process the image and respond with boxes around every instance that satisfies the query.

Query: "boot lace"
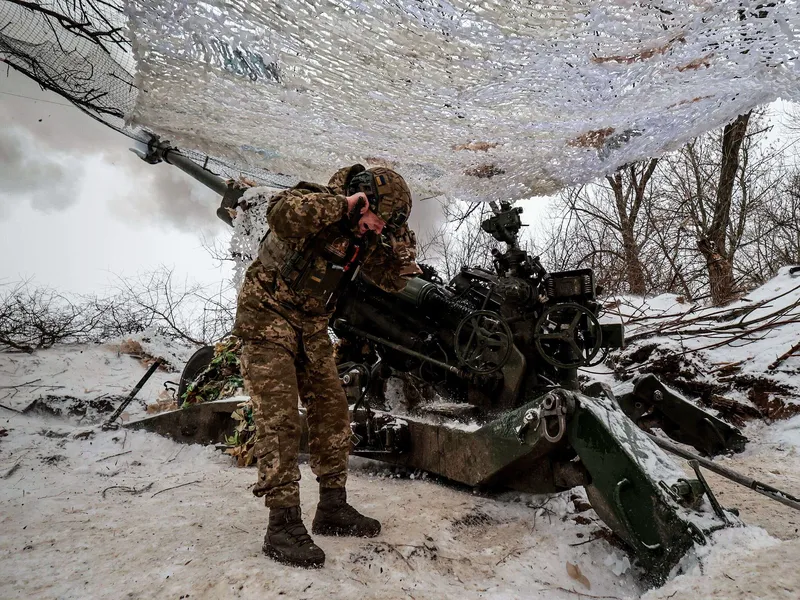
[284,520,315,548]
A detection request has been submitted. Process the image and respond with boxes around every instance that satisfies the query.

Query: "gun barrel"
[131,139,250,226]
[161,149,230,197]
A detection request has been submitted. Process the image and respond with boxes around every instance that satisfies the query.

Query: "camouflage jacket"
[233,179,421,342]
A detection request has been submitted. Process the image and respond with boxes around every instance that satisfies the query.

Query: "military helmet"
[327,164,365,195]
[346,167,412,231]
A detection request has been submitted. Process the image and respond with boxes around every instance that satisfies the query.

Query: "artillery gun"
[330,199,743,455]
[128,139,796,582]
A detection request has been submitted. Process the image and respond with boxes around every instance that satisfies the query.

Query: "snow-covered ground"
[2,400,797,600]
[0,340,180,418]
[614,267,800,382]
[2,289,800,599]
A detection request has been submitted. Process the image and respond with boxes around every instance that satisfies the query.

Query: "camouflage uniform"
[233,165,421,508]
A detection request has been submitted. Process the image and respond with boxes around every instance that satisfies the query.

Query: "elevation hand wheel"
[534,303,602,369]
[454,310,513,375]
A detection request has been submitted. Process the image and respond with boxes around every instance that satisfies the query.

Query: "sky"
[0,69,231,295]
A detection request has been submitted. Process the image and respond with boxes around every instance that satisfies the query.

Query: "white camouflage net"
[228,186,280,288]
[125,1,800,202]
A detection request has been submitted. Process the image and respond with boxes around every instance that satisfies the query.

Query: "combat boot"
[263,506,325,568]
[312,487,381,537]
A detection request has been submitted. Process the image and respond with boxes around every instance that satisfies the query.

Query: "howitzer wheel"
[534,303,602,369]
[454,310,513,375]
[177,345,215,400]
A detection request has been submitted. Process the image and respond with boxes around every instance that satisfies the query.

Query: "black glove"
[348,196,367,227]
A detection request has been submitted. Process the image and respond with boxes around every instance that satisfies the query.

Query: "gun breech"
[333,319,471,379]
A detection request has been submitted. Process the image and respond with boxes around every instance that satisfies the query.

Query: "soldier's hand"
[387,227,417,262]
[346,193,370,215]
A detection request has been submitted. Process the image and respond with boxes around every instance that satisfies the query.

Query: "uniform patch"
[324,237,350,259]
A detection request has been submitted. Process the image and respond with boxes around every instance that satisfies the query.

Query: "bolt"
[522,408,540,429]
[653,390,663,402]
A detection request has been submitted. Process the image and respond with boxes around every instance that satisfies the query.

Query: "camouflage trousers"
[240,328,351,509]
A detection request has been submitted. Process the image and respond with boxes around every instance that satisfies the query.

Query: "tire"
[177,345,216,400]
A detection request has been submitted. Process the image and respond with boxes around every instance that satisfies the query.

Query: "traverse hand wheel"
[534,303,602,369]
[454,310,513,375]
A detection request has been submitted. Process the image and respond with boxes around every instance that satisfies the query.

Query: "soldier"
[233,165,421,568]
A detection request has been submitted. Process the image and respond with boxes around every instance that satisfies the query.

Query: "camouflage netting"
[226,400,256,467]
[126,1,800,202]
[5,2,800,202]
[0,0,297,188]
[178,337,258,465]
[180,338,244,406]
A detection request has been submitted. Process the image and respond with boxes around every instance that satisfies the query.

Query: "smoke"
[408,194,443,229]
[0,125,83,218]
[1,70,447,235]
[102,152,224,234]
[0,71,221,233]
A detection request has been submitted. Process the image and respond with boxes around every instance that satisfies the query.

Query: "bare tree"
[605,160,658,295]
[0,279,144,352]
[416,198,495,280]
[639,194,700,299]
[2,0,132,119]
[112,267,235,346]
[756,172,800,269]
[536,108,795,301]
[701,112,751,304]
[0,269,235,353]
[538,186,625,293]
[658,110,791,303]
[0,281,94,352]
[537,159,659,296]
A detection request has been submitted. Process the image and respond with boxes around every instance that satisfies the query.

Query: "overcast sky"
[0,70,232,295]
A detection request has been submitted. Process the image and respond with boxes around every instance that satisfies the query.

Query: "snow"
[2,391,797,599]
[642,527,790,600]
[683,268,800,381]
[579,392,687,485]
[2,406,651,600]
[383,377,484,431]
[605,551,632,577]
[609,266,800,407]
[769,415,800,449]
[0,342,177,418]
[128,330,200,373]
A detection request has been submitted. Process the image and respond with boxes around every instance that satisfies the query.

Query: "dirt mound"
[22,394,130,423]
[614,344,800,426]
